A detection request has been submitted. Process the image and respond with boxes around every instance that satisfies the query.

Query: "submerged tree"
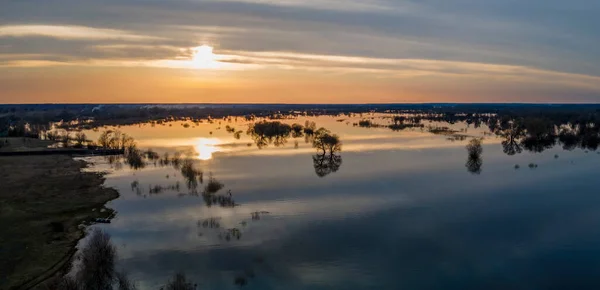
[465,138,483,174]
[247,121,292,148]
[393,116,406,126]
[310,128,343,177]
[521,118,556,153]
[558,122,600,151]
[303,121,316,136]
[97,130,135,150]
[203,174,224,195]
[312,128,341,155]
[124,145,145,170]
[43,229,208,290]
[496,119,525,156]
[291,123,304,138]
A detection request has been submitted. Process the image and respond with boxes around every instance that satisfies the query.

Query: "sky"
[1,0,600,104]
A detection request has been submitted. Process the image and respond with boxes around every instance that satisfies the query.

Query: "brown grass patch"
[0,155,118,290]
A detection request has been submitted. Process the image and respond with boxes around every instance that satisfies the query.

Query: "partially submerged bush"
[181,159,203,191]
[357,120,373,128]
[303,121,316,136]
[204,174,224,195]
[125,146,145,170]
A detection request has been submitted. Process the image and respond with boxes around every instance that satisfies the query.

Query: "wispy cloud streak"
[0,25,161,41]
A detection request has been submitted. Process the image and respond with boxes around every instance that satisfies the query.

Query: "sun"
[191,45,218,69]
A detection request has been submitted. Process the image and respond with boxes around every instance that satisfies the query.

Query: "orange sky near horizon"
[2,48,599,104]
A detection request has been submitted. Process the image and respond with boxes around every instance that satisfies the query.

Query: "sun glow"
[195,137,221,160]
[191,45,219,69]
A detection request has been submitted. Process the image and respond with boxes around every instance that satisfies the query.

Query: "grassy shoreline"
[0,149,119,290]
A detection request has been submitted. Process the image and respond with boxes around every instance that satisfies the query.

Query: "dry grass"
[0,137,54,152]
[0,155,118,290]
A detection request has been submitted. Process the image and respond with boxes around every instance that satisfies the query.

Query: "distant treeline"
[4,104,600,152]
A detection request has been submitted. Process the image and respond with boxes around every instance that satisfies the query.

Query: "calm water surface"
[80,114,600,290]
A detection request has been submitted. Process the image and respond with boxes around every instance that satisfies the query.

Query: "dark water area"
[78,114,600,290]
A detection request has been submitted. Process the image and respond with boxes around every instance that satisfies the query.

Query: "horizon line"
[3,102,600,106]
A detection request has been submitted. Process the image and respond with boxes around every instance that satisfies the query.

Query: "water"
[81,114,600,289]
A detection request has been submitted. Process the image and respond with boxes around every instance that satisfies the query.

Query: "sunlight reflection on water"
[194,137,222,160]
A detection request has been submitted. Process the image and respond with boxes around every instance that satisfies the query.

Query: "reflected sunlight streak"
[195,137,221,160]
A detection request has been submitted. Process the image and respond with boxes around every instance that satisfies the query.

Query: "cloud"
[217,50,600,90]
[0,25,161,41]
[1,46,599,95]
[0,0,599,102]
[201,0,401,12]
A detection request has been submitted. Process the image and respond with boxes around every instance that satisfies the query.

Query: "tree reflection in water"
[489,116,600,154]
[246,120,344,177]
[180,158,203,193]
[311,127,343,177]
[312,153,343,177]
[465,138,483,175]
[496,119,525,156]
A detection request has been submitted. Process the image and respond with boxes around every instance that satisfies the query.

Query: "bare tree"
[75,132,87,148]
[77,229,116,290]
[98,131,113,148]
[60,132,72,148]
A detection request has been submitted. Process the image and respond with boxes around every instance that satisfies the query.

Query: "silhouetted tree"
[312,128,341,155]
[303,121,316,136]
[520,118,556,153]
[60,132,72,148]
[247,121,292,148]
[291,123,304,138]
[77,229,116,290]
[124,146,145,170]
[495,119,525,155]
[465,138,483,174]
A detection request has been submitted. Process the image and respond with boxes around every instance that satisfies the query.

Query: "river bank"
[0,153,119,290]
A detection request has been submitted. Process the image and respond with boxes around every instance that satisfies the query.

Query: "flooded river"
[79,114,600,290]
